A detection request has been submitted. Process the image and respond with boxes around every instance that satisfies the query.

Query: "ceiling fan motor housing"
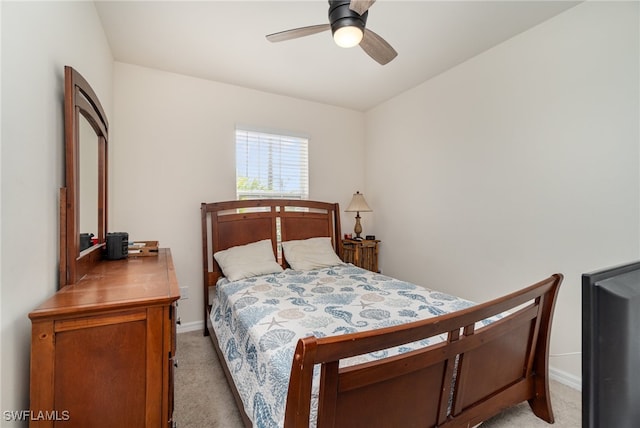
[328,0,368,36]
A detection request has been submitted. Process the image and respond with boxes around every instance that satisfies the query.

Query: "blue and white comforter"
[210,264,487,427]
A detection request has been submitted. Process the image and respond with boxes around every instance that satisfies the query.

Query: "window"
[236,128,309,200]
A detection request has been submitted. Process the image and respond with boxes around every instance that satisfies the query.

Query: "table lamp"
[345,191,372,240]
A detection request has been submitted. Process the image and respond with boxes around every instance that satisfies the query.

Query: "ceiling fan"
[266,0,397,65]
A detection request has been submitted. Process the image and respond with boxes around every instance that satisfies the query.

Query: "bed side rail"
[284,273,562,428]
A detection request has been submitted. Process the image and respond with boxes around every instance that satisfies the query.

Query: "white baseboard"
[177,320,203,334]
[549,366,582,391]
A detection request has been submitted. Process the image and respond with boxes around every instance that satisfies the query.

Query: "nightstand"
[341,239,380,273]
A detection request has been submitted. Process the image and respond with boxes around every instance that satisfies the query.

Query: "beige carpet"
[174,331,581,427]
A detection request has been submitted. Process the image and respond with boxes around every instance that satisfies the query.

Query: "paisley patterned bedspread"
[210,264,490,427]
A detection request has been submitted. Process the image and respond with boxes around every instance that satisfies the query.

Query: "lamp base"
[353,213,363,241]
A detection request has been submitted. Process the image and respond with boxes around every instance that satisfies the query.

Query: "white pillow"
[282,237,344,271]
[213,239,283,281]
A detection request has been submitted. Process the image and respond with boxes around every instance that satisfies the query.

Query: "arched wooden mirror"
[59,66,108,287]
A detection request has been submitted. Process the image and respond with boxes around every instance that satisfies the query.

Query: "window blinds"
[235,129,309,200]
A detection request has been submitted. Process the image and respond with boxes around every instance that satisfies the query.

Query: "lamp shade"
[345,191,372,212]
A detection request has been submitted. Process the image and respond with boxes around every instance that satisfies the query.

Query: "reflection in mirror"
[79,115,98,251]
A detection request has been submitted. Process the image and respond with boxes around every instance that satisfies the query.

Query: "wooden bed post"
[284,337,318,428]
[528,273,562,422]
[201,203,210,336]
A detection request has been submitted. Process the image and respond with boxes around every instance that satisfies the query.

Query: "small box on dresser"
[29,248,180,428]
[128,240,159,257]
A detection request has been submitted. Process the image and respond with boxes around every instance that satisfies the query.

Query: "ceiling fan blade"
[266,24,330,43]
[360,28,397,65]
[349,0,376,15]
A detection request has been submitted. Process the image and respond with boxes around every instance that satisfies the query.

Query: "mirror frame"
[60,66,108,287]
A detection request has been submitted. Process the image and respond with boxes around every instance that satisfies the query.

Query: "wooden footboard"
[285,274,562,428]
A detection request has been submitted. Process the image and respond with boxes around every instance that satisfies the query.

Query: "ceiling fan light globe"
[333,26,363,48]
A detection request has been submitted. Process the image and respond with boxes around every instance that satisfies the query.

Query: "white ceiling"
[95,1,579,111]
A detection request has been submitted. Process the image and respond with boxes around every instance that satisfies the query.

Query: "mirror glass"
[78,114,99,252]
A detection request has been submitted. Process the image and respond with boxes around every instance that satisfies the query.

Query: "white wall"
[110,63,366,330]
[1,1,112,417]
[365,1,639,386]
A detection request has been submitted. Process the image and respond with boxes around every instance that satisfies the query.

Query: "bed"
[201,199,562,428]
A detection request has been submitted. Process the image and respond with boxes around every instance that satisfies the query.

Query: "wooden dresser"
[29,249,180,428]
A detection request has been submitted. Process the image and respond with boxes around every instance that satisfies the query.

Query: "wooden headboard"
[201,199,341,321]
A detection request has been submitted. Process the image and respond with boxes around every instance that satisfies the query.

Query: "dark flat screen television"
[582,261,640,428]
